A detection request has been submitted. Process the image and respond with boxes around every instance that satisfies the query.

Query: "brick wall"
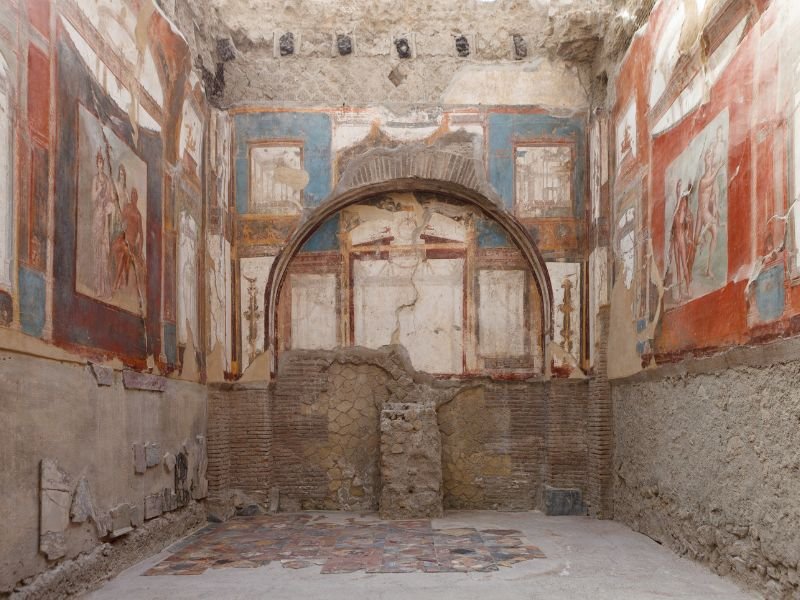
[587,305,613,518]
[546,380,589,492]
[481,382,547,510]
[208,349,613,515]
[207,383,271,513]
[271,356,330,509]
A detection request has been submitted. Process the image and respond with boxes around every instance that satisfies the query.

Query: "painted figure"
[112,186,144,291]
[115,164,130,208]
[620,124,633,159]
[559,277,575,355]
[91,150,114,298]
[694,130,725,277]
[668,179,694,299]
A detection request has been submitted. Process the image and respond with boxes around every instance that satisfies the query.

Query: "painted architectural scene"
[515,144,573,218]
[249,144,306,215]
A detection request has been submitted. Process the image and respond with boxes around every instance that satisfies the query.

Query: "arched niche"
[264,178,553,378]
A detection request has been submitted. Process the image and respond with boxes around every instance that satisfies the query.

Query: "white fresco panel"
[478,270,526,358]
[240,255,275,371]
[177,212,199,345]
[589,247,608,366]
[353,258,463,374]
[290,273,338,350]
[0,57,11,290]
[399,259,463,374]
[353,260,415,349]
[547,262,582,365]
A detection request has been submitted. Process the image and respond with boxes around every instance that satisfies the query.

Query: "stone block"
[144,493,163,520]
[145,442,161,468]
[163,452,176,472]
[40,459,72,560]
[109,503,133,538]
[544,486,585,516]
[133,443,146,474]
[379,403,443,519]
[163,487,178,512]
[130,503,143,528]
[70,476,108,538]
[88,363,114,386]
[122,370,165,392]
[94,511,112,538]
[70,477,94,524]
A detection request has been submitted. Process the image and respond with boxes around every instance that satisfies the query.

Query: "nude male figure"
[694,128,725,277]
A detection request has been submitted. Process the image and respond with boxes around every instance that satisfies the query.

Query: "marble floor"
[143,513,545,576]
[89,511,760,600]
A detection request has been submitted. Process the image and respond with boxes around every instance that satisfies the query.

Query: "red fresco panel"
[27,43,49,142]
[26,0,50,39]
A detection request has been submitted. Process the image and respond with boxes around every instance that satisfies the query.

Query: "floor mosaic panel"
[144,514,546,576]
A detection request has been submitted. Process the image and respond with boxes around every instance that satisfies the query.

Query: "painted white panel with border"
[290,273,338,350]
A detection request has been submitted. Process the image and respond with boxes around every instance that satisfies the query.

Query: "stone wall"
[0,350,208,595]
[612,339,800,599]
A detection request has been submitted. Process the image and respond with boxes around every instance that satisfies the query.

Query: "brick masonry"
[587,305,613,518]
[208,383,271,516]
[208,347,613,516]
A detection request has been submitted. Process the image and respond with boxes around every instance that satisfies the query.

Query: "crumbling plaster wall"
[613,340,800,599]
[0,351,208,596]
[157,0,655,108]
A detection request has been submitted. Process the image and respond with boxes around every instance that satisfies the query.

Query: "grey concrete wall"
[612,343,800,599]
[0,350,208,594]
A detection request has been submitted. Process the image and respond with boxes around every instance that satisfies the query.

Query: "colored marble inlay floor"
[144,514,546,576]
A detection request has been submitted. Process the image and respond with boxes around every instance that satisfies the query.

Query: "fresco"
[514,144,573,218]
[207,111,233,373]
[590,117,607,223]
[275,191,546,376]
[0,53,11,291]
[290,273,338,350]
[547,262,582,368]
[249,144,306,215]
[792,90,800,271]
[179,98,203,177]
[663,110,729,306]
[177,211,199,346]
[616,100,636,170]
[75,104,148,315]
[208,235,232,368]
[589,247,608,365]
[240,255,275,371]
[354,256,464,374]
[477,270,526,359]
